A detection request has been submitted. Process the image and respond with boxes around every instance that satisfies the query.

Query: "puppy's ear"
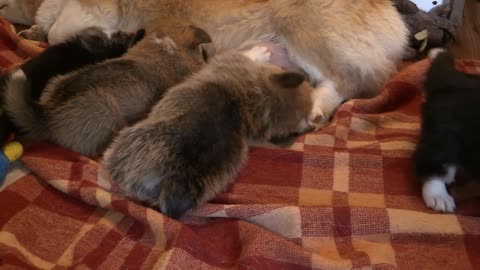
[186,25,212,49]
[270,72,305,88]
[199,42,216,62]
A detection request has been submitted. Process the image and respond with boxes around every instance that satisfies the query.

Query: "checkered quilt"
[1,18,480,269]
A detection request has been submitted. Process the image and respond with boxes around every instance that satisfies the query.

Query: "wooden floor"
[450,0,480,58]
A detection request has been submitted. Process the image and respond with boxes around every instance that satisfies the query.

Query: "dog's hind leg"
[0,0,37,25]
[413,125,460,212]
[17,0,66,42]
[270,0,407,128]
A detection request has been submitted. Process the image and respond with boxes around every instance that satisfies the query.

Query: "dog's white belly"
[239,43,301,72]
[47,0,115,44]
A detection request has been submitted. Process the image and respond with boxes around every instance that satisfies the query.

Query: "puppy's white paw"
[243,46,271,63]
[422,178,456,212]
[308,80,342,130]
[428,48,447,60]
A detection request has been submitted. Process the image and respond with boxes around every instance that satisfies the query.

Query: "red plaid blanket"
[0,19,46,72]
[1,18,480,269]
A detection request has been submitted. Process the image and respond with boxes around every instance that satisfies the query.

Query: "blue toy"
[0,141,23,185]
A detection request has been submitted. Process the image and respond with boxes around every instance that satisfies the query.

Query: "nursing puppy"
[0,26,143,146]
[5,18,212,157]
[103,48,317,218]
[3,0,408,128]
[414,48,480,212]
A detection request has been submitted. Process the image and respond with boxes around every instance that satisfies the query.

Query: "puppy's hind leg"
[34,0,66,34]
[414,130,459,212]
[18,0,67,41]
[422,166,457,212]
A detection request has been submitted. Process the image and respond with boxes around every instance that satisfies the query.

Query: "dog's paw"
[308,80,342,130]
[422,178,456,212]
[243,46,272,63]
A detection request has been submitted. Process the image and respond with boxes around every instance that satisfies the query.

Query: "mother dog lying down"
[2,0,408,125]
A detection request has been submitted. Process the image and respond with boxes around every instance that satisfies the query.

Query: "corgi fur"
[4,0,409,126]
[5,17,212,157]
[103,47,317,218]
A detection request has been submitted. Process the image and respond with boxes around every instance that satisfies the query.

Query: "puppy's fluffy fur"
[5,18,212,157]
[103,48,316,218]
[0,27,142,145]
[414,49,480,212]
[4,0,408,128]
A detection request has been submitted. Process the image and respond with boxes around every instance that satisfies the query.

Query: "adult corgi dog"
[1,0,409,127]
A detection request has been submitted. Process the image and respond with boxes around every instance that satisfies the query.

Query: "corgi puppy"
[103,47,318,218]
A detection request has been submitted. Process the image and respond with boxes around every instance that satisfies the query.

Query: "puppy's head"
[250,66,316,147]
[143,17,215,64]
[75,27,145,59]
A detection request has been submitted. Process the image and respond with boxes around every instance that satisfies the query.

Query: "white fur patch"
[154,36,177,54]
[428,48,447,60]
[11,69,26,80]
[47,0,111,44]
[422,177,456,212]
[296,118,310,133]
[295,59,324,85]
[444,165,457,184]
[308,80,343,130]
[243,46,271,63]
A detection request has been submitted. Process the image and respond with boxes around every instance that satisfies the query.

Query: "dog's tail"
[4,69,47,139]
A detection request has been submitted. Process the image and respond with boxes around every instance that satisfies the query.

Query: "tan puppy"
[4,0,409,127]
[103,47,316,218]
[5,17,212,157]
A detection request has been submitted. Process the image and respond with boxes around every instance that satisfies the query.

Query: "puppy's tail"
[425,48,458,93]
[4,69,47,139]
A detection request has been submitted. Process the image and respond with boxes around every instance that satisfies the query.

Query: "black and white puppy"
[0,27,144,144]
[414,48,480,212]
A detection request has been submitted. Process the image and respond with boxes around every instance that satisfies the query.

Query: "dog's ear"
[270,72,305,88]
[199,42,216,62]
[185,26,215,61]
[186,26,212,49]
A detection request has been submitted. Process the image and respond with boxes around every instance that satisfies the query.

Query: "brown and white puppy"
[103,47,316,218]
[5,17,212,157]
[4,0,408,128]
